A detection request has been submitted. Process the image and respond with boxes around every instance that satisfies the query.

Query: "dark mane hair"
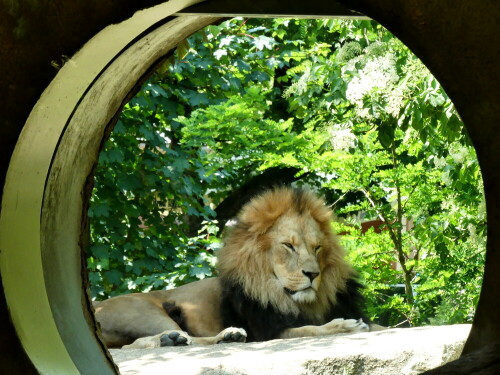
[217,187,367,341]
[220,278,367,342]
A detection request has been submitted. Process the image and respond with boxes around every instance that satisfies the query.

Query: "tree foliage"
[88,18,485,326]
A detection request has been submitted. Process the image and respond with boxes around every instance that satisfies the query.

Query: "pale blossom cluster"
[343,53,401,119]
[440,194,460,214]
[433,156,448,169]
[467,223,478,243]
[432,142,471,171]
[328,124,357,151]
[441,172,453,187]
[449,144,469,165]
[385,88,405,117]
[282,65,311,99]
[295,65,311,95]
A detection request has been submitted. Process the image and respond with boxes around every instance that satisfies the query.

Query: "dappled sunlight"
[89,17,484,329]
[111,325,471,375]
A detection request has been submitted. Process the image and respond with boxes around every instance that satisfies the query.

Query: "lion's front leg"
[192,327,247,345]
[279,318,369,339]
[122,330,192,349]
[121,327,247,348]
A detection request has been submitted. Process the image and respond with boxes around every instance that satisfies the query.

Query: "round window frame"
[0,1,220,373]
[0,1,494,374]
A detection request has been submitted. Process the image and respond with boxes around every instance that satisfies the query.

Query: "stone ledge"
[110,324,470,375]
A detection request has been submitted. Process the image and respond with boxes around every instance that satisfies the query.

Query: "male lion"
[94,187,372,349]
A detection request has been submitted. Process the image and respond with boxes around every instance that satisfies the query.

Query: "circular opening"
[89,16,484,373]
[0,2,491,375]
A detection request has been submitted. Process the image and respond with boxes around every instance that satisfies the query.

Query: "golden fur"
[94,187,370,349]
[218,187,354,323]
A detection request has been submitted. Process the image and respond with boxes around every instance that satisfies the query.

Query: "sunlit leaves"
[89,17,485,328]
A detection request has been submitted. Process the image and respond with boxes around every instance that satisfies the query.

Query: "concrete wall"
[0,1,498,374]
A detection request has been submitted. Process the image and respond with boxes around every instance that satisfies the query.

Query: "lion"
[93,187,374,349]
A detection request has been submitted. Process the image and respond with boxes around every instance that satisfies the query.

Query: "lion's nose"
[302,271,319,282]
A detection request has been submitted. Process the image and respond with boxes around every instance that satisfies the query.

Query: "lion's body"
[94,188,372,349]
[94,278,226,347]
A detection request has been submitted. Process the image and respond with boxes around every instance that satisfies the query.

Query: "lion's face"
[218,187,353,317]
[268,213,325,304]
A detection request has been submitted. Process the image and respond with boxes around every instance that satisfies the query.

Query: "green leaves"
[252,35,276,50]
[88,17,485,329]
[89,203,110,218]
[377,121,396,149]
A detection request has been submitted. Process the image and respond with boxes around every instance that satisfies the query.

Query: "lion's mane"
[217,187,366,341]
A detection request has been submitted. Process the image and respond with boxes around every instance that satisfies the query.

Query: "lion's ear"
[239,204,282,234]
[238,189,291,234]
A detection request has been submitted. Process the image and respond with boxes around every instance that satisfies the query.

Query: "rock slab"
[110,324,470,375]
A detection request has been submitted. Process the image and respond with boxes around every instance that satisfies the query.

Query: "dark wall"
[0,277,38,374]
[335,0,500,356]
[1,0,498,373]
[0,1,164,188]
[0,2,163,372]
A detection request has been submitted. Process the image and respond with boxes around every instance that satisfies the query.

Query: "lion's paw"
[342,318,370,333]
[121,330,192,349]
[216,327,247,344]
[159,330,192,347]
[324,318,369,334]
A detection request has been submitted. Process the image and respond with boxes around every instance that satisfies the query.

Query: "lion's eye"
[314,245,322,253]
[283,242,295,252]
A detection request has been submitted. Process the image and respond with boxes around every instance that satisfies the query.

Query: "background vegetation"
[88,18,485,327]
